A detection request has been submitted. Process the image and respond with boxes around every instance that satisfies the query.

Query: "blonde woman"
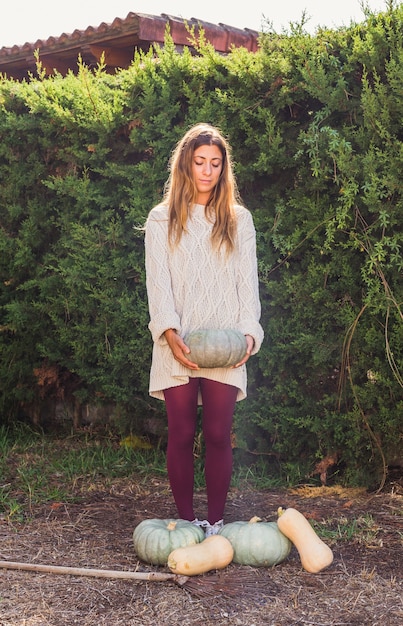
[145,123,263,535]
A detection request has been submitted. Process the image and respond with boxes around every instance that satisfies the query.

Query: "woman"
[145,123,263,535]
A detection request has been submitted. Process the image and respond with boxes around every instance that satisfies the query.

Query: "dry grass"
[0,477,402,625]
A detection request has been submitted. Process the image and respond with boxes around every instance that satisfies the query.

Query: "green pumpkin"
[184,329,247,368]
[219,516,291,567]
[133,518,204,565]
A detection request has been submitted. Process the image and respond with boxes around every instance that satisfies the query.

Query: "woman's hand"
[164,329,200,370]
[234,334,254,368]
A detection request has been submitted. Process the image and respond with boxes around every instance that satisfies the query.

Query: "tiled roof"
[0,12,259,80]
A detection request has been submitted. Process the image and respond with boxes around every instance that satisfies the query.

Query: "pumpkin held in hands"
[133,519,204,565]
[219,516,291,567]
[184,329,247,368]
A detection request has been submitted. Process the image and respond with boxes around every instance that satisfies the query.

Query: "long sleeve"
[235,210,264,354]
[144,205,181,344]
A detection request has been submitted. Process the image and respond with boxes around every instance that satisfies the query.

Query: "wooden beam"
[38,56,74,75]
[89,45,133,67]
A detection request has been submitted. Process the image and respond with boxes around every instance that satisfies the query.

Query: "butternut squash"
[167,535,234,575]
[277,507,334,573]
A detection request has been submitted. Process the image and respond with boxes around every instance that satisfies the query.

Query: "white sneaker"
[205,519,224,537]
[191,518,210,529]
[191,518,224,536]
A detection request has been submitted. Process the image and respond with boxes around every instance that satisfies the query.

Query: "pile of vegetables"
[132,508,334,575]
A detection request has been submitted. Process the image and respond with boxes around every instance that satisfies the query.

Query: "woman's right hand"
[164,329,200,370]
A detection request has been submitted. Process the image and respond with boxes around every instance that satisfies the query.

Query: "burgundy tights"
[163,378,238,524]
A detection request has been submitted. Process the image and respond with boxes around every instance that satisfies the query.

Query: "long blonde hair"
[163,123,240,252]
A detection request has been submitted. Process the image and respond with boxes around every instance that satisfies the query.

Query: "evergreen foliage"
[0,5,402,487]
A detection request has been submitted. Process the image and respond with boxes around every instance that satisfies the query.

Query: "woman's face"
[192,144,223,204]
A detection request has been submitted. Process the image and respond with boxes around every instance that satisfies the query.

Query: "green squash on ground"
[219,516,291,567]
[184,329,247,368]
[133,518,204,565]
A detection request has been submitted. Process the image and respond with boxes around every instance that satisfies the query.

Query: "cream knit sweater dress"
[144,202,264,403]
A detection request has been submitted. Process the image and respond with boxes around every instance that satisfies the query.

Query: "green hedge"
[0,7,402,487]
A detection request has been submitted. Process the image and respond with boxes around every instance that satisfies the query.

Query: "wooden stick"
[0,560,189,586]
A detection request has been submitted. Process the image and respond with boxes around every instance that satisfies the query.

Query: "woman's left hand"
[234,334,254,368]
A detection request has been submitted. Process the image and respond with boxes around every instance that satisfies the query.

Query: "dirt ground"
[0,474,402,626]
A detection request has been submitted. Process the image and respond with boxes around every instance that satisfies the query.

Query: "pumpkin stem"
[167,521,177,531]
[277,507,285,517]
[248,516,262,524]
